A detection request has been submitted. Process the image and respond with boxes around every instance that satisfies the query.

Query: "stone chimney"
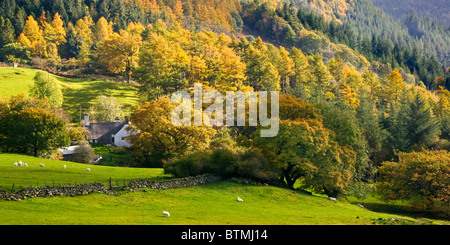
[84,113,90,126]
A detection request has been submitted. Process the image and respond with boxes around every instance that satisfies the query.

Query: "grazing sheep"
[13,162,18,167]
[18,162,23,166]
[162,211,170,217]
[39,163,44,167]
[329,197,337,202]
[86,168,90,172]
[24,163,27,167]
[63,165,66,168]
[237,197,243,202]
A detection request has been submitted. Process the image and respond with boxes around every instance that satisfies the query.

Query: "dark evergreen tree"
[0,17,15,48]
[405,91,440,150]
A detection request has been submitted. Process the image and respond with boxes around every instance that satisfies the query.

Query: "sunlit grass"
[0,67,140,124]
[0,153,168,191]
[0,181,432,225]
[1,153,449,225]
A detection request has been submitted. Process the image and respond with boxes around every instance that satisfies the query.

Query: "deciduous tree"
[97,23,143,83]
[0,95,68,156]
[30,71,63,108]
[127,97,216,167]
[377,150,450,212]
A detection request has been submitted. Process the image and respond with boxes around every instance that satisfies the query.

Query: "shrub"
[236,149,278,182]
[377,150,450,212]
[164,152,210,178]
[205,149,238,178]
[164,148,277,183]
[72,141,96,164]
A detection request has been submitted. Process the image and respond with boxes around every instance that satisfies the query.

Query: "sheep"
[24,163,27,167]
[39,163,44,167]
[86,168,90,172]
[63,165,66,169]
[329,197,337,202]
[18,162,23,166]
[13,162,18,167]
[162,211,170,217]
[237,197,243,202]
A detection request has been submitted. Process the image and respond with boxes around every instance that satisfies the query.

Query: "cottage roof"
[86,122,126,144]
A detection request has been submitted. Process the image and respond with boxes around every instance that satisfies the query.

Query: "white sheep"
[39,163,44,167]
[13,162,18,167]
[63,165,66,168]
[18,162,23,166]
[162,211,170,217]
[237,197,243,202]
[86,168,90,172]
[329,197,337,202]
[24,163,27,167]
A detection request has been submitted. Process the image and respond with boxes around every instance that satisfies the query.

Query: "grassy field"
[0,67,140,124]
[0,181,428,225]
[1,153,449,225]
[0,153,168,191]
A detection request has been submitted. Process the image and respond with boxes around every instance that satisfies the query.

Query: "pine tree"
[384,100,410,153]
[384,68,405,103]
[243,38,280,91]
[0,17,15,48]
[433,88,450,140]
[277,46,295,93]
[289,47,310,99]
[51,13,67,46]
[327,54,345,85]
[62,23,80,58]
[74,15,94,45]
[310,52,333,98]
[356,94,386,166]
[74,15,94,65]
[405,90,440,150]
[19,15,46,57]
[92,17,113,46]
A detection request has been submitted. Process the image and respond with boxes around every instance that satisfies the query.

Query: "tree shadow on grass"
[354,200,450,221]
[56,76,140,124]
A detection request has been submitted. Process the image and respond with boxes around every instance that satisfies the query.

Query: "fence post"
[109,177,112,191]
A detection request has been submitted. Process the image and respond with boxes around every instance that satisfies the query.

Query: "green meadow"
[0,67,140,124]
[1,153,449,225]
[0,153,168,191]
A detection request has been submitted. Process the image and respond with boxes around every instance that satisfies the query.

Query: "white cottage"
[84,114,133,147]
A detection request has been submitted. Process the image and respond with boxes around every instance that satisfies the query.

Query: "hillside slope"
[367,0,450,25]
[1,153,449,225]
[0,153,166,191]
[0,67,140,124]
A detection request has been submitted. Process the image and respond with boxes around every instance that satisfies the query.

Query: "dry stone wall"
[0,183,109,201]
[0,174,221,201]
[124,174,222,190]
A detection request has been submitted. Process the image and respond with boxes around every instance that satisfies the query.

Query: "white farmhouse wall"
[114,124,132,147]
